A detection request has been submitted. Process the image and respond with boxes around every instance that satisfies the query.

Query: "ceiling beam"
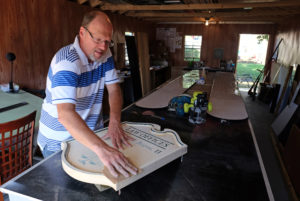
[118,10,127,15]
[77,0,88,4]
[101,1,300,11]
[126,10,300,18]
[182,0,196,13]
[143,16,282,22]
[89,0,102,7]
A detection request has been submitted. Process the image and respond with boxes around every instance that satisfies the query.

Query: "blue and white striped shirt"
[37,36,119,152]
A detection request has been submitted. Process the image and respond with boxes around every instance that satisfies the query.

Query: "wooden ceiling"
[71,0,300,24]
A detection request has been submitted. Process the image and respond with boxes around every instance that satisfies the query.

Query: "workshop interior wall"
[272,15,300,105]
[0,0,155,90]
[275,15,300,68]
[155,23,276,68]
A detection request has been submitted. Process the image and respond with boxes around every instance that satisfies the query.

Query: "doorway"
[236,34,269,90]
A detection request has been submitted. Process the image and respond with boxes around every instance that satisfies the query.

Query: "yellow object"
[185,91,208,113]
[184,103,193,113]
[208,102,212,112]
[193,91,203,99]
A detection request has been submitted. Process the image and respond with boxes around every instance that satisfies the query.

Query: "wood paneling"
[0,0,154,90]
[0,0,88,89]
[275,15,300,67]
[136,32,151,96]
[275,15,300,103]
[155,23,276,68]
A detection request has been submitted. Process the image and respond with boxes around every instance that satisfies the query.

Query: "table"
[0,73,272,201]
[0,104,271,201]
[0,90,43,151]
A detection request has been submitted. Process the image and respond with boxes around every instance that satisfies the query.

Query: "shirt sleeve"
[104,56,120,85]
[50,61,79,105]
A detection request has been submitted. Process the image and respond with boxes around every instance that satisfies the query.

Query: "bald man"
[37,11,137,178]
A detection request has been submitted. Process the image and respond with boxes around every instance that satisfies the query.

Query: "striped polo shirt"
[37,36,119,152]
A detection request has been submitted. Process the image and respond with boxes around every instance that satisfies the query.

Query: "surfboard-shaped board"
[61,122,187,191]
[135,70,199,109]
[208,72,248,120]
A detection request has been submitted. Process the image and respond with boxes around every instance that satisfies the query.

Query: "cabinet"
[150,66,171,89]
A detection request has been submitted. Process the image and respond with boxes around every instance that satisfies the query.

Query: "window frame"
[184,35,202,62]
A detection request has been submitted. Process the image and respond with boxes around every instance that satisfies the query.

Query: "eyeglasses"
[84,26,114,47]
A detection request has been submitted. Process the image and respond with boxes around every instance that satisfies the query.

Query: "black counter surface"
[1,105,269,201]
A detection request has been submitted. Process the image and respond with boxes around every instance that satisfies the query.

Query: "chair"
[0,111,36,201]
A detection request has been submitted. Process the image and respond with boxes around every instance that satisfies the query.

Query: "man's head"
[79,11,113,62]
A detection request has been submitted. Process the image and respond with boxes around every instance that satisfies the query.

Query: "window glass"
[125,32,135,66]
[184,35,202,62]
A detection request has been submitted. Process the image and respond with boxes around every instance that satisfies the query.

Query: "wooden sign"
[61,122,187,191]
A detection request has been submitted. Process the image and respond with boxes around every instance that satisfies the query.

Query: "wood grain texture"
[275,15,300,67]
[0,0,89,90]
[155,23,276,68]
[136,32,151,96]
[275,16,300,105]
[0,0,155,90]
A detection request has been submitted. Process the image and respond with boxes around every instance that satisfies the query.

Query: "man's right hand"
[96,144,138,178]
[56,103,137,178]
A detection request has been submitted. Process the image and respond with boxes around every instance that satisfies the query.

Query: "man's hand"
[57,103,137,178]
[103,120,134,149]
[105,83,133,149]
[96,143,138,178]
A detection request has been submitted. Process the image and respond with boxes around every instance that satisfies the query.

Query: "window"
[125,32,135,66]
[184,35,202,61]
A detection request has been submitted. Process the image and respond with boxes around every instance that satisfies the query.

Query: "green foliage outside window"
[184,35,202,62]
[257,34,269,44]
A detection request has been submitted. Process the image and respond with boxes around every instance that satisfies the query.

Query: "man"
[37,11,137,178]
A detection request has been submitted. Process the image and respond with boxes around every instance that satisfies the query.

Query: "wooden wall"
[0,0,154,90]
[274,16,300,198]
[274,15,300,104]
[155,23,276,68]
[275,15,300,67]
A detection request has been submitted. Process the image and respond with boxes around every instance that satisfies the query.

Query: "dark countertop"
[1,104,269,201]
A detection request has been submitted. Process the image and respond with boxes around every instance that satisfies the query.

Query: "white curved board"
[61,122,187,191]
[135,70,199,109]
[208,72,248,120]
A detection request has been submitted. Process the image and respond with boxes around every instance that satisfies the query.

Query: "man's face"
[80,17,113,62]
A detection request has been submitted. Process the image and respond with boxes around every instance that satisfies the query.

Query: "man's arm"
[104,83,134,149]
[57,103,137,178]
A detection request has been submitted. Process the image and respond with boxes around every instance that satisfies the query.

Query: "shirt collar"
[73,35,112,66]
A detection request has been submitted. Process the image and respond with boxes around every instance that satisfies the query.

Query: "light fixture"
[205,17,210,26]
[205,20,209,26]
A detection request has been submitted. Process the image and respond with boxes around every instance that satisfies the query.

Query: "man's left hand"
[103,121,134,149]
